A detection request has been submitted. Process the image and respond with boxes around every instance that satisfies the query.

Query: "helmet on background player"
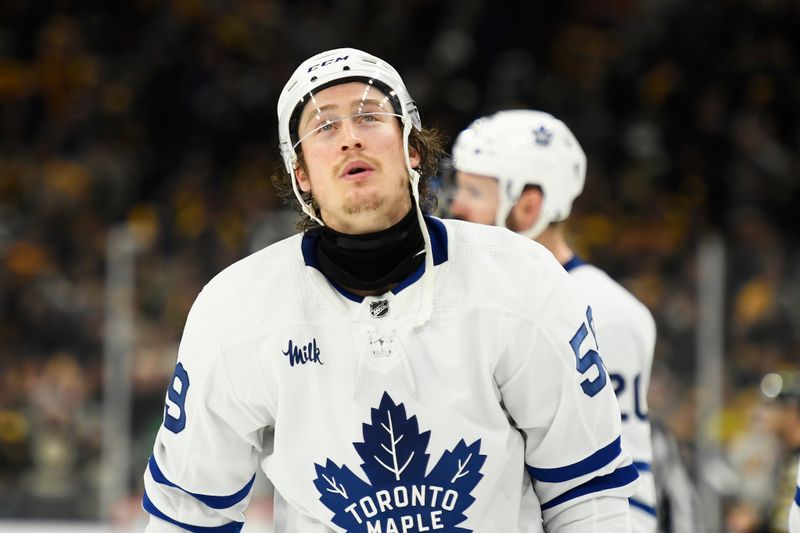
[452,110,587,239]
[277,47,422,226]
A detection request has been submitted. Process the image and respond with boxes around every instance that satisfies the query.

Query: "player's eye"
[314,119,338,135]
[467,185,486,199]
[355,112,382,125]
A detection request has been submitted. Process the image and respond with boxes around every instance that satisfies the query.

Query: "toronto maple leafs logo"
[533,125,553,146]
[314,392,486,532]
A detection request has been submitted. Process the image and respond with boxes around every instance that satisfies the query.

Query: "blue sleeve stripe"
[632,461,651,473]
[540,463,639,511]
[142,489,244,532]
[527,436,622,483]
[148,455,256,509]
[629,497,658,517]
[795,485,800,506]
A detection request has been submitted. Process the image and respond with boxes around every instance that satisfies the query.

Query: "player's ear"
[408,145,420,169]
[513,187,543,232]
[295,165,311,193]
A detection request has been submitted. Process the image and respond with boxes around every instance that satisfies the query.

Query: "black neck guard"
[315,209,425,293]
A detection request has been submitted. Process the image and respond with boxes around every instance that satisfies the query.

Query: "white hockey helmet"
[452,109,586,239]
[277,47,422,225]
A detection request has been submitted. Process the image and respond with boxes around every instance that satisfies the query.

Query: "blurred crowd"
[1,0,799,531]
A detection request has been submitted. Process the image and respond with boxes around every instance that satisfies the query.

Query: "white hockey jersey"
[142,218,638,532]
[563,257,657,533]
[791,462,800,533]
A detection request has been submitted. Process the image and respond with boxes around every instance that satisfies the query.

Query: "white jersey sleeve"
[791,462,800,533]
[495,250,638,531]
[143,282,276,532]
[568,262,657,532]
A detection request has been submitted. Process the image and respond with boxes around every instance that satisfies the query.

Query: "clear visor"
[292,81,402,151]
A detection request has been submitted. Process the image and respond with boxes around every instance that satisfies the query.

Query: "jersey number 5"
[164,362,190,434]
[569,306,608,397]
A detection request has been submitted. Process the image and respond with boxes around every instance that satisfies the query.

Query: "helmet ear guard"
[452,110,587,239]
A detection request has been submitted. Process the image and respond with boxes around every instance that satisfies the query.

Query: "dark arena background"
[1,1,799,531]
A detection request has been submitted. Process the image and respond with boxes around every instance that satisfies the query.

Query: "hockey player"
[451,110,658,533]
[142,48,638,532]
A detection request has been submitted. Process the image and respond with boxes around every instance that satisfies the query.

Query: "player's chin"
[341,192,384,216]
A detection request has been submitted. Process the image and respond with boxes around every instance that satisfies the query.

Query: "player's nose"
[339,118,363,151]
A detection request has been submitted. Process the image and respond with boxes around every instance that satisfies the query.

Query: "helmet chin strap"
[291,160,325,226]
[403,119,434,329]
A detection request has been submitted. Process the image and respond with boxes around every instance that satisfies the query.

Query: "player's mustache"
[334,155,381,177]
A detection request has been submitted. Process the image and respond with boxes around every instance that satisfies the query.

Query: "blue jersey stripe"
[330,281,366,302]
[795,485,800,506]
[391,262,424,293]
[629,497,658,517]
[142,489,244,532]
[392,216,447,294]
[425,216,449,265]
[148,455,256,509]
[527,436,622,483]
[562,255,586,272]
[632,461,651,473]
[540,463,639,511]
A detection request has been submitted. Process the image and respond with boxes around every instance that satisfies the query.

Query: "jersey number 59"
[569,306,608,397]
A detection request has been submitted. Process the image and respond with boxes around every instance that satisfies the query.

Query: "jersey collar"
[301,215,448,303]
[562,254,586,273]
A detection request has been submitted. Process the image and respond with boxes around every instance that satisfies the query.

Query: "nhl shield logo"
[369,299,390,318]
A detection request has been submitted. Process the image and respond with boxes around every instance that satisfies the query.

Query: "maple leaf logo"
[314,392,486,533]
